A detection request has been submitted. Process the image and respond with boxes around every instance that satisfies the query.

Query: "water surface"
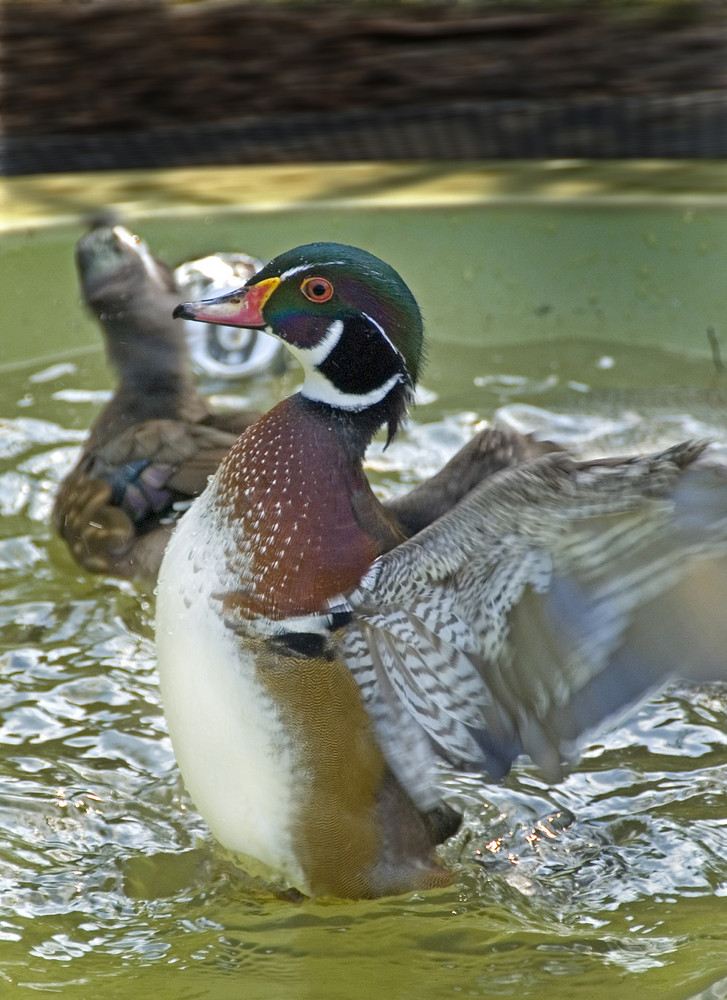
[1,199,727,998]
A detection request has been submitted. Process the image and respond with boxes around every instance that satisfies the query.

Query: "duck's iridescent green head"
[175,242,424,442]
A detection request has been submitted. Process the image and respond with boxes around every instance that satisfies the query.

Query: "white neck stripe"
[300,370,404,410]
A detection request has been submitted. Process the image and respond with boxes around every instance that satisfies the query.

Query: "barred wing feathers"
[342,442,727,809]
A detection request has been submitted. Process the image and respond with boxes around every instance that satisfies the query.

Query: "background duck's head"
[175,242,425,444]
[77,219,175,311]
[77,219,194,395]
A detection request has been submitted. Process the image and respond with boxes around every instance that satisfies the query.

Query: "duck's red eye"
[301,276,334,302]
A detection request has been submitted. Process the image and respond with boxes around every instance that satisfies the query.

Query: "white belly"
[155,487,307,891]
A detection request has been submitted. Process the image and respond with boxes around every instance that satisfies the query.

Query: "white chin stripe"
[301,369,403,409]
[288,319,344,368]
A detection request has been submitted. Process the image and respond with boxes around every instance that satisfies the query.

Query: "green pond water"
[2,187,727,998]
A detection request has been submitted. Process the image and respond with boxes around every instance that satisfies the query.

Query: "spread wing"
[53,419,239,579]
[341,441,727,810]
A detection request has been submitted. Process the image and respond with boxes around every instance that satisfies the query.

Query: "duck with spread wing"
[157,242,727,899]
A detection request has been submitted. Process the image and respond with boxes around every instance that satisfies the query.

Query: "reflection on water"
[1,336,727,998]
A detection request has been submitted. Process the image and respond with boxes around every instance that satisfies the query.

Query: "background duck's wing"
[202,410,259,437]
[53,419,237,578]
[341,441,727,809]
[85,418,238,515]
[384,425,560,537]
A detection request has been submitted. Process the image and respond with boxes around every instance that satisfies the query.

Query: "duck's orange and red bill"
[174,276,280,328]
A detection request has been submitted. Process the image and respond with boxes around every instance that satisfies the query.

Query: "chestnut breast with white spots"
[216,395,380,620]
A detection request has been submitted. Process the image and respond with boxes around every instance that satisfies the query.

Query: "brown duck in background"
[53,219,555,585]
[52,220,261,584]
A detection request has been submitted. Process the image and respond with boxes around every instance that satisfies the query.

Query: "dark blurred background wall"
[3,0,727,174]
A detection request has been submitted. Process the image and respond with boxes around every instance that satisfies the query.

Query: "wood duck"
[53,221,259,584]
[157,242,727,899]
